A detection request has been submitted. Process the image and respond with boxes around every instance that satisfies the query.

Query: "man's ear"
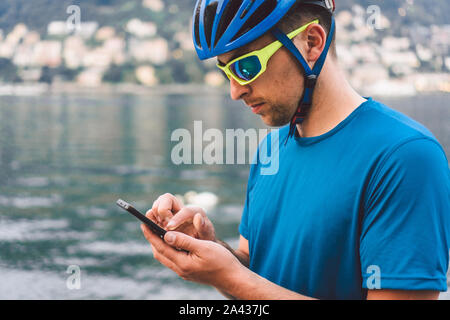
[290,23,327,68]
[305,24,327,63]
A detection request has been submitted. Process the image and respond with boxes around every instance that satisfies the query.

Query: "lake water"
[0,92,448,299]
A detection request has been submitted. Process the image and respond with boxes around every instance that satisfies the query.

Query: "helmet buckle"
[305,74,318,89]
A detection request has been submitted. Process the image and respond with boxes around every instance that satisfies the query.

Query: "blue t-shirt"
[239,98,450,300]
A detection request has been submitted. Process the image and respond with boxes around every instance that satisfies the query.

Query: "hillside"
[0,0,448,92]
[0,0,449,34]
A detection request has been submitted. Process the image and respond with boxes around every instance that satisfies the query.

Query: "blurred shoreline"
[0,81,449,97]
[0,82,229,97]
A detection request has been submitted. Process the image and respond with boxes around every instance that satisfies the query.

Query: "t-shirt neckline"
[293,97,372,146]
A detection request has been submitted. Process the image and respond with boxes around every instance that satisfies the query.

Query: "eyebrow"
[217,49,247,66]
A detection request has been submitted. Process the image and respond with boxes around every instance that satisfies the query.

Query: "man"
[142,0,450,299]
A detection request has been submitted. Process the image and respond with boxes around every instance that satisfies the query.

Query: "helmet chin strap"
[271,17,335,144]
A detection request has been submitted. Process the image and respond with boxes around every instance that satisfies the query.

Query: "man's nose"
[229,77,250,101]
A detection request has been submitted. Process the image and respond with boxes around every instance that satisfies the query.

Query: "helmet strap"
[271,17,335,144]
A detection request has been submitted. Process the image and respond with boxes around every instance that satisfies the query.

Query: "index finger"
[156,193,183,212]
[152,194,183,224]
[166,206,206,230]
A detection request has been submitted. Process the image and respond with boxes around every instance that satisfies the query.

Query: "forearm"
[220,265,317,300]
[214,239,315,300]
[214,239,249,299]
[215,239,249,267]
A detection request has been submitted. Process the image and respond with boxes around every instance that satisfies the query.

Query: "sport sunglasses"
[216,19,319,86]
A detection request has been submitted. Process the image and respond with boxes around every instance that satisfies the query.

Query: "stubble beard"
[262,102,296,127]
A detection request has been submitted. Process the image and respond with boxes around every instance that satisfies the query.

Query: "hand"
[146,193,183,227]
[146,193,215,241]
[141,225,242,289]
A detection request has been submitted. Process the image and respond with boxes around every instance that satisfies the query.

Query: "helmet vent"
[204,1,219,48]
[231,0,277,42]
[194,0,203,48]
[214,0,243,48]
[240,0,256,19]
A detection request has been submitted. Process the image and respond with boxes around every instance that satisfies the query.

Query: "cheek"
[252,53,305,104]
[272,56,304,95]
[271,74,303,104]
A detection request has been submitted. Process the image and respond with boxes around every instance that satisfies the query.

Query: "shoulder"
[357,98,438,143]
[351,98,447,163]
[376,136,448,179]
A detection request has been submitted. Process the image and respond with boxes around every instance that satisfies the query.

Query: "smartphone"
[116,199,166,240]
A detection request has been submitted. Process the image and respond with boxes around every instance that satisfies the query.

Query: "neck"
[296,58,366,138]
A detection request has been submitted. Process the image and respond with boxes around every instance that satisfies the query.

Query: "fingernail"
[165,232,175,244]
[166,220,175,230]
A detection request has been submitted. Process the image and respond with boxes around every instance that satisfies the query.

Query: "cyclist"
[142,0,450,299]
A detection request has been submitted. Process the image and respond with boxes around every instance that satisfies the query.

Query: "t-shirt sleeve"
[360,137,450,291]
[239,129,278,240]
[239,158,259,240]
[239,192,250,240]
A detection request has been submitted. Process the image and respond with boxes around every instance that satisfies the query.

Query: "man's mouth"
[249,102,265,114]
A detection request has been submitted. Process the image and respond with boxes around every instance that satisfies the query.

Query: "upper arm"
[361,138,450,292]
[238,235,249,257]
[235,235,250,267]
[366,289,440,300]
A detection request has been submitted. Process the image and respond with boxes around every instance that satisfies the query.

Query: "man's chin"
[259,114,273,126]
[260,114,289,127]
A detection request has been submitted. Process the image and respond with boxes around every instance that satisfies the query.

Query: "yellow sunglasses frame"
[216,19,319,86]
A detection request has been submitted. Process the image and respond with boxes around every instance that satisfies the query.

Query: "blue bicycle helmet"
[193,0,335,60]
[193,0,336,141]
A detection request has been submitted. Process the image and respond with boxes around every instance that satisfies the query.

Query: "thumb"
[164,231,201,253]
[193,213,215,241]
